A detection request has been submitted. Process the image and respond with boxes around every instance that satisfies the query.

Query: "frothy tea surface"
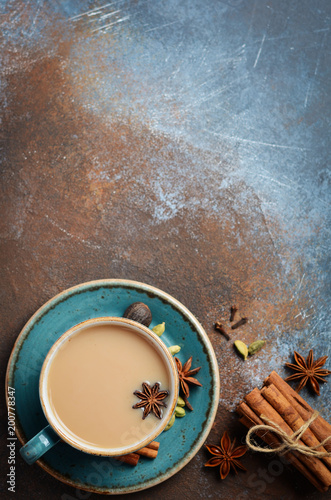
[47,324,170,449]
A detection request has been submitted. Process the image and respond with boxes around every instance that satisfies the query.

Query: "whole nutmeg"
[123,302,152,327]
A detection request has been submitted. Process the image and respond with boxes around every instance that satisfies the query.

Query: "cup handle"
[19,425,61,464]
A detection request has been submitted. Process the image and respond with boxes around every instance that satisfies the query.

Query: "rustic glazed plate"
[6,279,220,494]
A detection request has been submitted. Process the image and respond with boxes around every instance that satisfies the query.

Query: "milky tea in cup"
[40,317,178,455]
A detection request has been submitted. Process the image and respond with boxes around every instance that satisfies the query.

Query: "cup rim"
[39,316,179,456]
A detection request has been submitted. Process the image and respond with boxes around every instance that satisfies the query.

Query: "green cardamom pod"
[248,340,266,356]
[176,395,186,407]
[175,406,186,417]
[168,345,181,355]
[164,413,175,431]
[234,340,248,360]
[152,322,165,336]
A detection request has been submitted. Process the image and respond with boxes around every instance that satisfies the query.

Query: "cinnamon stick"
[237,401,282,448]
[146,441,160,451]
[264,371,331,452]
[114,453,140,466]
[115,441,160,464]
[237,401,324,492]
[244,387,330,491]
[136,447,158,459]
[261,384,331,471]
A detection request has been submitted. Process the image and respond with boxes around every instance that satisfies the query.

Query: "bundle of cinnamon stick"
[114,441,160,466]
[237,371,331,492]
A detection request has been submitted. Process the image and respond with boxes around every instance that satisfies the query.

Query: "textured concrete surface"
[1,0,330,499]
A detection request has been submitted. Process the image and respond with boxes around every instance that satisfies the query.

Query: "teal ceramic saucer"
[6,280,220,494]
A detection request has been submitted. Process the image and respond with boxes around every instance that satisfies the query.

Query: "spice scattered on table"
[145,318,199,429]
[168,345,181,355]
[231,317,248,330]
[115,441,160,465]
[234,339,266,360]
[152,322,165,336]
[175,356,202,411]
[175,406,186,417]
[133,382,169,419]
[164,413,175,431]
[234,340,248,360]
[176,395,185,407]
[247,339,265,356]
[163,395,187,431]
[123,302,152,327]
[285,349,331,395]
[237,371,331,492]
[214,321,230,340]
[215,305,248,341]
[205,431,247,479]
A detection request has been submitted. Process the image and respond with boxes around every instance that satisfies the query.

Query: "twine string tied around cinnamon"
[246,411,331,458]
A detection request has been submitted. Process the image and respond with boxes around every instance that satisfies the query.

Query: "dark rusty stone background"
[1,1,330,499]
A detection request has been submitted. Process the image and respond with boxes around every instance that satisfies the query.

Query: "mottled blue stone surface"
[1,1,330,499]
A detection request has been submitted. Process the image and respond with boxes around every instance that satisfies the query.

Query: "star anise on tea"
[205,431,247,480]
[174,356,202,410]
[285,349,331,395]
[133,382,169,419]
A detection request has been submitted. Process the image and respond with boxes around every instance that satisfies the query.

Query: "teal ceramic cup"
[20,317,179,465]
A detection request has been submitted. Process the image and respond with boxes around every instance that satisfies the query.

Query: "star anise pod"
[205,431,247,479]
[285,349,331,395]
[133,382,169,419]
[174,356,202,410]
